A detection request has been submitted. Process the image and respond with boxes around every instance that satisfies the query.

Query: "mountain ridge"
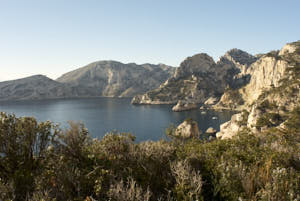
[0,61,175,101]
[1,41,298,104]
[131,48,257,107]
[0,74,100,101]
[56,60,175,97]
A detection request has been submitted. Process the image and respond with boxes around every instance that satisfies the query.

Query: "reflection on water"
[0,98,235,142]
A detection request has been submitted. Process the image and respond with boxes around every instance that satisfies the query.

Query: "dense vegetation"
[0,111,299,201]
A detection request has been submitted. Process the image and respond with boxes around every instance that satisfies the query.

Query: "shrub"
[0,113,299,200]
[171,160,203,201]
[107,177,152,201]
[0,112,57,200]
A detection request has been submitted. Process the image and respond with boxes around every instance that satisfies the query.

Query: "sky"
[0,0,299,81]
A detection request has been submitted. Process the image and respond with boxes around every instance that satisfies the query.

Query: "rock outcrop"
[174,119,201,138]
[57,61,175,97]
[216,113,244,139]
[242,55,289,104]
[204,97,219,105]
[212,89,244,110]
[205,127,217,134]
[172,100,197,112]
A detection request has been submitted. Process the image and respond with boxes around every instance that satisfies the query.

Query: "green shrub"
[0,112,58,201]
[0,112,299,200]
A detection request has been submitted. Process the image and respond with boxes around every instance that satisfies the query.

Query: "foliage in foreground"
[0,112,299,201]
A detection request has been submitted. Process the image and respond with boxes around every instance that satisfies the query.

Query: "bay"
[0,97,235,142]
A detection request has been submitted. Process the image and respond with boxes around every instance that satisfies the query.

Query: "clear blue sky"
[0,0,299,81]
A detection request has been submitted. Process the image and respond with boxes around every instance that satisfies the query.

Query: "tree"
[0,112,58,201]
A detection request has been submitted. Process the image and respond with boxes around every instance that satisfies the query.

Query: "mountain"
[131,49,257,108]
[0,61,175,101]
[0,75,98,101]
[56,61,175,97]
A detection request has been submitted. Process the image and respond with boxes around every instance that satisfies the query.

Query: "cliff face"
[242,55,289,104]
[56,61,175,97]
[0,75,97,101]
[214,43,298,110]
[217,41,300,139]
[132,50,256,105]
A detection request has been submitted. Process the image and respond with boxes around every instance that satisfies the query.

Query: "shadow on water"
[0,98,235,142]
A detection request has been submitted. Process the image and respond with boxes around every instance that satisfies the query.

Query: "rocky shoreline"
[134,41,300,141]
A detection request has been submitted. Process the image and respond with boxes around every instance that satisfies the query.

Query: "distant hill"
[56,60,175,97]
[0,75,98,101]
[0,61,175,101]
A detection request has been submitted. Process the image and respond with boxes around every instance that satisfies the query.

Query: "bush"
[0,112,58,200]
[107,177,152,201]
[171,160,203,201]
[0,113,299,200]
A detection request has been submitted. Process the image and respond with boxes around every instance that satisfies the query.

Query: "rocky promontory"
[131,50,257,107]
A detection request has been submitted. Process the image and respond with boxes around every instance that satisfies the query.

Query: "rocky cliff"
[0,75,98,101]
[217,41,300,139]
[56,61,175,97]
[215,42,299,110]
[132,50,257,108]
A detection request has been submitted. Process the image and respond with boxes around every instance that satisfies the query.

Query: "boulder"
[205,127,217,134]
[216,113,243,139]
[175,119,201,138]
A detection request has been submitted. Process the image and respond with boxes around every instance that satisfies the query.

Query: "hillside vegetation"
[0,112,299,201]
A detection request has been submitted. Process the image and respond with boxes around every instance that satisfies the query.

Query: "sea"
[0,97,235,142]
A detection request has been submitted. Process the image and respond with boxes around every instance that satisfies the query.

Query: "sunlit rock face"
[242,57,289,104]
[57,61,175,97]
[216,113,244,140]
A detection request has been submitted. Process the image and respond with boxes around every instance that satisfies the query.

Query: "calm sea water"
[0,98,234,142]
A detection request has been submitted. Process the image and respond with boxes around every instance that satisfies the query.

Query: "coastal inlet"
[0,97,235,142]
